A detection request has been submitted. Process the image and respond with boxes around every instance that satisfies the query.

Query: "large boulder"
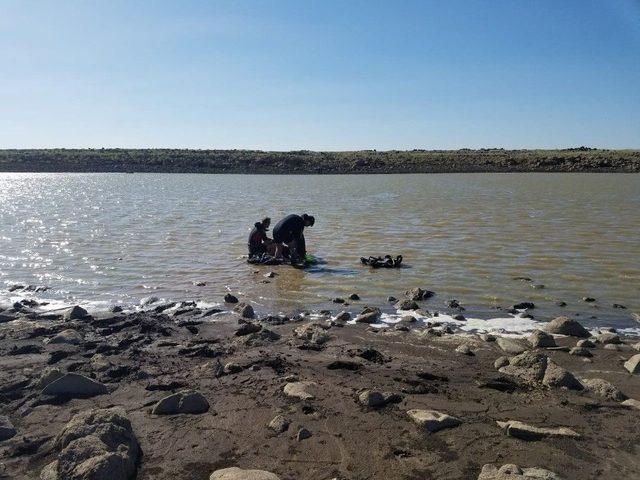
[499,351,547,383]
[543,317,590,337]
[478,463,561,479]
[210,467,280,480]
[152,390,209,415]
[43,407,140,480]
[542,361,583,390]
[497,420,580,440]
[41,373,108,398]
[407,409,461,433]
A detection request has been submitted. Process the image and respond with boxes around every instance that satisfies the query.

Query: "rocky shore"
[1,148,639,174]
[1,294,640,479]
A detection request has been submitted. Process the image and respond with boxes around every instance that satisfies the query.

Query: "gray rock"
[455,344,474,356]
[527,330,556,348]
[543,317,590,337]
[576,339,596,348]
[41,373,108,398]
[224,362,243,374]
[62,305,88,321]
[395,299,419,310]
[355,307,381,323]
[358,390,386,408]
[542,361,583,390]
[210,468,280,480]
[45,329,83,345]
[224,293,239,304]
[621,399,640,410]
[499,351,548,384]
[283,381,316,400]
[335,311,351,322]
[496,337,528,355]
[496,420,580,440]
[581,378,626,401]
[152,390,209,415]
[494,356,510,369]
[624,354,640,374]
[297,428,312,441]
[233,303,255,319]
[405,287,431,301]
[569,347,592,357]
[0,415,17,441]
[594,332,621,345]
[268,415,289,434]
[407,409,461,433]
[478,463,561,479]
[48,407,140,480]
[293,323,330,345]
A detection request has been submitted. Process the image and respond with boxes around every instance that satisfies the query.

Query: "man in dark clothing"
[272,213,314,262]
[247,217,272,257]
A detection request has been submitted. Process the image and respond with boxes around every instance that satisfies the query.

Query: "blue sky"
[1,0,639,150]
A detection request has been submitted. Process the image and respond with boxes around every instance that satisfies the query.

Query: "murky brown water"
[1,173,638,332]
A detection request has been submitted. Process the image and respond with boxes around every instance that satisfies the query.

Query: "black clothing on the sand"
[272,214,305,244]
[248,222,268,256]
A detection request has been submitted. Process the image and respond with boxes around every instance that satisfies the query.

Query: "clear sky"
[1,0,639,150]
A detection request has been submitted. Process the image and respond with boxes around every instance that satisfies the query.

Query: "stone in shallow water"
[407,409,461,433]
[224,293,239,303]
[233,303,255,319]
[543,317,590,337]
[210,467,280,480]
[355,306,382,323]
[497,420,580,441]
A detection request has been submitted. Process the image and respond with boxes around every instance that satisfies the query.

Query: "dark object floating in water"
[360,255,403,269]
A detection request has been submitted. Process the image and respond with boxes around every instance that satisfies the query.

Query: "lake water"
[1,172,639,334]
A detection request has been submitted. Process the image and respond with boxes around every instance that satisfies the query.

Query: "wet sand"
[1,302,640,479]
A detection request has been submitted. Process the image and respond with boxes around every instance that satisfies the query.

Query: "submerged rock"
[233,303,255,319]
[44,407,140,480]
[497,420,580,440]
[210,468,280,480]
[395,299,419,311]
[355,306,381,323]
[224,293,239,304]
[543,317,590,337]
[407,409,461,433]
[152,390,209,415]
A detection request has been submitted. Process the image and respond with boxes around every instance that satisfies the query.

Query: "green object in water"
[304,254,316,264]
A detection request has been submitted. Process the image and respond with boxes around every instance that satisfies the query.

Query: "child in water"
[247,217,274,257]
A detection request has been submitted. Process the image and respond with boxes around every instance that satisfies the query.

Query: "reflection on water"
[0,172,638,330]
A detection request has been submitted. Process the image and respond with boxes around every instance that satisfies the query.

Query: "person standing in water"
[272,213,315,262]
[247,217,273,257]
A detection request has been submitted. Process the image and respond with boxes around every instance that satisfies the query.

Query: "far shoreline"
[0,148,639,174]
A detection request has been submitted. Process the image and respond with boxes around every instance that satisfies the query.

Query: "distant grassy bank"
[0,148,638,173]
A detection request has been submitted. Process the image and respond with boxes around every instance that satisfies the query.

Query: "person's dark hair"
[262,217,271,228]
[302,214,315,226]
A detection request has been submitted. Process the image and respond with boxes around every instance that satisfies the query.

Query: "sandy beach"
[1,295,639,480]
